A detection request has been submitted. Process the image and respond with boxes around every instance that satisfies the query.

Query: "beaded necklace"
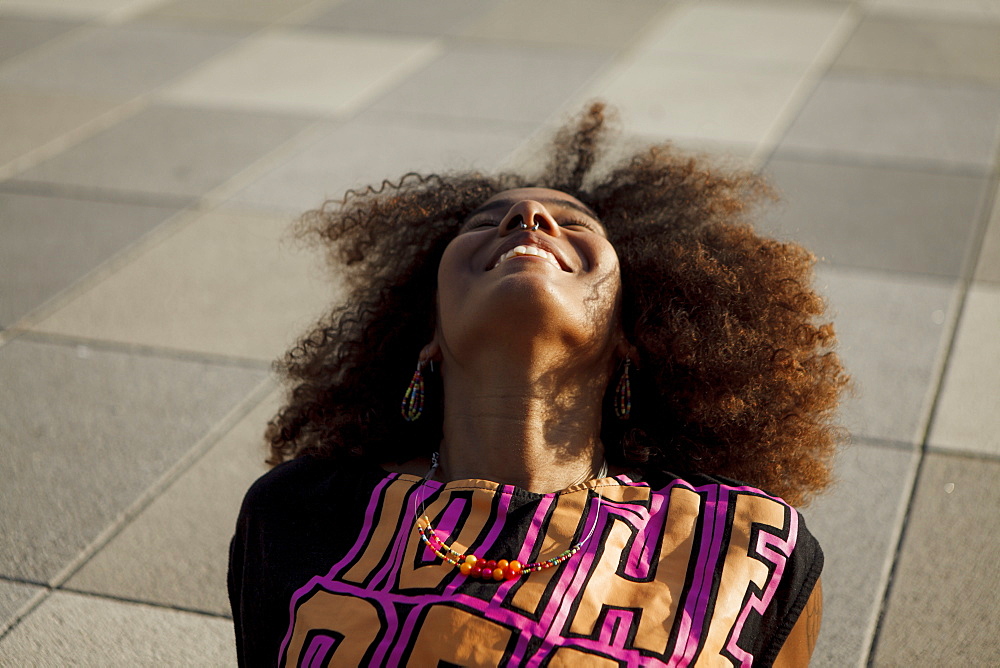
[413,452,607,581]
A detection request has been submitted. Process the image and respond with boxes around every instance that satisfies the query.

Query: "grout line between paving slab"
[46,375,277,591]
[752,3,862,167]
[4,330,273,370]
[0,95,150,181]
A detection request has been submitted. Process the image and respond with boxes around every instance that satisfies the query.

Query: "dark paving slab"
[370,45,612,124]
[0,591,234,663]
[0,338,267,583]
[462,0,668,49]
[832,14,1000,86]
[67,394,274,615]
[780,74,1000,169]
[0,192,179,329]
[0,578,42,635]
[818,266,958,446]
[762,155,990,278]
[12,104,315,200]
[806,441,917,667]
[301,0,497,37]
[0,16,82,64]
[0,23,241,97]
[873,453,1000,665]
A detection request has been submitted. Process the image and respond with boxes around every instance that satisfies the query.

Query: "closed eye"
[560,218,598,231]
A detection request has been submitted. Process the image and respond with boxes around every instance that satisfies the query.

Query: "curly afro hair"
[266,103,848,507]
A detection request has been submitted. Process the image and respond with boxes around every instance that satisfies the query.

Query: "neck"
[435,348,611,493]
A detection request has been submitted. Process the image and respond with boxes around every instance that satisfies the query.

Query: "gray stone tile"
[873,453,1000,665]
[0,579,43,635]
[817,266,959,446]
[975,187,1000,284]
[0,338,267,582]
[462,0,667,49]
[370,45,612,124]
[0,192,179,329]
[0,23,241,97]
[762,156,990,278]
[29,207,335,361]
[230,116,528,213]
[67,394,275,615]
[138,0,315,29]
[0,87,123,171]
[780,75,1000,169]
[832,15,1000,86]
[13,104,314,200]
[301,0,495,37]
[806,441,918,668]
[0,591,235,664]
[869,0,1000,22]
[0,16,81,64]
[928,283,1000,457]
[160,30,440,116]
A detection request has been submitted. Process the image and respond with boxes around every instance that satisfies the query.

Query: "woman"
[229,104,846,666]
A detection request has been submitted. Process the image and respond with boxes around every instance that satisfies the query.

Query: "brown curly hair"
[266,103,848,507]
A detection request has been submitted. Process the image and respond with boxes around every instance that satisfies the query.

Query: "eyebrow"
[464,197,601,223]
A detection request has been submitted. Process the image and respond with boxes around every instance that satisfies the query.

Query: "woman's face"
[433,187,623,365]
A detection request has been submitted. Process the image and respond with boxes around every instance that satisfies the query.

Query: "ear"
[419,339,442,365]
[616,337,639,368]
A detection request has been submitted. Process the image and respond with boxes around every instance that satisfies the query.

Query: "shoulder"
[238,455,377,520]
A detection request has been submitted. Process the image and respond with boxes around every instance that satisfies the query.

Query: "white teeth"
[495,245,561,269]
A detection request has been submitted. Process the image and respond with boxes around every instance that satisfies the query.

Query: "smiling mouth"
[491,245,562,270]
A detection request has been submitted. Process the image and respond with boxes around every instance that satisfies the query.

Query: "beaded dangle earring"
[401,360,426,422]
[614,358,632,420]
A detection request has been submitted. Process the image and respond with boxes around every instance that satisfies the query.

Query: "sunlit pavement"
[1,0,998,665]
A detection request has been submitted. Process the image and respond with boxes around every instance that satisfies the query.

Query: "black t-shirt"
[229,456,822,667]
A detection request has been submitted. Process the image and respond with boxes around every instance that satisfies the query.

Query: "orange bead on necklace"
[413,453,605,580]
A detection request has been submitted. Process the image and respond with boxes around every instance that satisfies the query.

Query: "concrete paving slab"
[0,191,179,329]
[30,207,335,361]
[12,104,314,200]
[229,116,527,213]
[780,74,1000,170]
[0,579,43,635]
[0,590,235,664]
[873,453,1000,665]
[370,44,611,125]
[160,30,441,116]
[0,0,165,20]
[975,188,1000,284]
[0,87,123,171]
[817,266,959,446]
[807,441,918,668]
[832,14,1000,86]
[592,53,806,148]
[138,0,316,29]
[303,0,495,37]
[462,0,667,49]
[762,155,989,278]
[870,0,1000,21]
[0,23,240,97]
[641,0,849,67]
[928,283,1000,457]
[0,338,266,582]
[0,16,81,64]
[66,393,274,615]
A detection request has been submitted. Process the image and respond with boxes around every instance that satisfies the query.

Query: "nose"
[498,200,560,236]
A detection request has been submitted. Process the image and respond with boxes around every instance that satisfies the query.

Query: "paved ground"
[1,0,998,665]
